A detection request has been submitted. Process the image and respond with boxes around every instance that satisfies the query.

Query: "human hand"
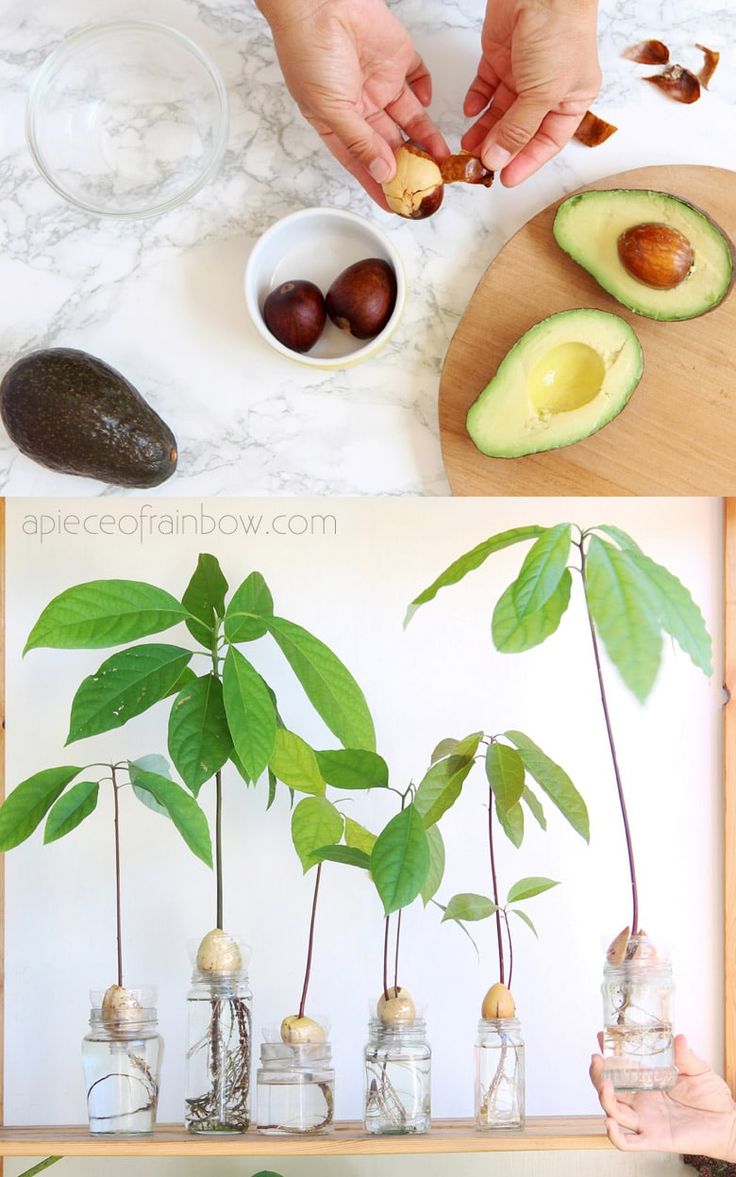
[462,0,602,187]
[257,0,448,208]
[590,1035,736,1160]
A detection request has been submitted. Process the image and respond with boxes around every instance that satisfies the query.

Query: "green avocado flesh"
[466,309,643,458]
[553,188,734,321]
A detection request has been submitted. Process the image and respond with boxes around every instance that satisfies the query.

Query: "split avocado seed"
[101,984,142,1028]
[481,982,516,1020]
[381,142,494,219]
[196,928,242,976]
[280,1014,326,1044]
[377,986,416,1026]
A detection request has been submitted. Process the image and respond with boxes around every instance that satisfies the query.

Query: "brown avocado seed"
[280,1014,326,1044]
[377,986,416,1025]
[481,982,516,1019]
[326,258,397,339]
[382,144,444,219]
[618,222,695,289]
[263,279,327,353]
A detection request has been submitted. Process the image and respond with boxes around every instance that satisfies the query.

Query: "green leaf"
[429,732,483,765]
[291,796,343,871]
[496,800,524,848]
[131,754,172,816]
[511,908,538,938]
[507,876,559,903]
[182,554,229,648]
[230,749,252,784]
[266,769,277,809]
[492,569,572,653]
[312,844,372,869]
[521,785,547,831]
[584,536,662,702]
[431,900,480,957]
[267,616,375,751]
[505,730,589,842]
[67,644,193,743]
[25,581,187,652]
[224,571,275,643]
[168,674,232,795]
[222,647,277,782]
[371,804,430,915]
[269,729,325,795]
[624,549,712,676]
[404,525,546,626]
[345,816,377,855]
[442,893,497,922]
[431,738,461,763]
[314,749,388,790]
[593,525,642,553]
[0,766,82,850]
[127,764,213,866]
[414,755,474,828]
[512,524,572,618]
[421,824,446,905]
[165,665,197,699]
[44,780,99,843]
[485,743,525,813]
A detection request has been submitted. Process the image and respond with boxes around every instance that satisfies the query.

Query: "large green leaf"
[44,780,99,843]
[505,730,589,842]
[442,893,497,922]
[506,876,559,903]
[404,526,545,627]
[168,674,232,795]
[421,824,446,905]
[485,743,525,813]
[345,816,377,855]
[224,572,274,643]
[127,764,213,866]
[130,754,172,816]
[496,799,524,848]
[311,844,372,869]
[430,732,483,764]
[182,554,229,648]
[492,569,572,653]
[521,785,547,831]
[371,804,430,915]
[0,766,82,850]
[67,644,193,743]
[584,536,662,702]
[291,796,343,871]
[413,754,474,828]
[25,581,187,652]
[314,749,388,790]
[624,549,712,676]
[593,525,642,553]
[222,647,277,782]
[267,616,375,751]
[512,524,572,618]
[269,729,325,795]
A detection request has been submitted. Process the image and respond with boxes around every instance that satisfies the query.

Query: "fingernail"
[482,145,512,171]
[369,158,392,183]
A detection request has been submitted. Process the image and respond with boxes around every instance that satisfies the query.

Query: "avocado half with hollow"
[553,189,734,321]
[466,309,643,458]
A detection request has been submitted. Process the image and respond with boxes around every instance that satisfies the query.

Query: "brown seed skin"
[263,280,326,353]
[326,258,397,339]
[617,222,695,289]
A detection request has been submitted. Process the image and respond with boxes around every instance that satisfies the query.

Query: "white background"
[3,497,724,1141]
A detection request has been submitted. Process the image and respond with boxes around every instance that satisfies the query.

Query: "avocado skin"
[0,348,178,488]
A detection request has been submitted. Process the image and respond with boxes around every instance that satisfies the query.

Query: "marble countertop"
[1,0,734,497]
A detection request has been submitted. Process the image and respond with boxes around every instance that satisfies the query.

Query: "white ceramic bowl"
[244,207,406,368]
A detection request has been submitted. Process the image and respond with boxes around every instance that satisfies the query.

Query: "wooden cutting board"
[439,165,736,495]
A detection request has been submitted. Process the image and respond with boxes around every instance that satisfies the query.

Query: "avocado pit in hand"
[617,222,695,289]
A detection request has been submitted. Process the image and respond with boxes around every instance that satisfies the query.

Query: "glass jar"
[184,940,252,1134]
[601,934,676,1091]
[257,1026,334,1135]
[475,1017,525,1130]
[82,987,163,1136]
[363,1017,431,1134]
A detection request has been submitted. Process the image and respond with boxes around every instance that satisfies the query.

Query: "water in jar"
[84,1035,161,1135]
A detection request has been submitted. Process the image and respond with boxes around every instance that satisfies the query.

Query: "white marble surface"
[0,0,734,497]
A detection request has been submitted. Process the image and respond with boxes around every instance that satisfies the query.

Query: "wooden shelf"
[0,1118,611,1156]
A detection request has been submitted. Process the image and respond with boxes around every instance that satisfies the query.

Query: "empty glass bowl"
[26,20,229,218]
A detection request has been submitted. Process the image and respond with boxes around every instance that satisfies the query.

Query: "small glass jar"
[82,987,163,1136]
[475,1017,525,1130]
[363,1017,431,1134]
[257,1025,334,1136]
[602,934,676,1091]
[184,939,252,1134]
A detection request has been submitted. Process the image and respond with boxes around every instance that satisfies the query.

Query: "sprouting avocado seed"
[481,982,516,1019]
[325,258,397,340]
[280,1014,326,1044]
[196,928,242,975]
[101,984,141,1027]
[263,279,326,353]
[377,986,416,1025]
[606,926,631,963]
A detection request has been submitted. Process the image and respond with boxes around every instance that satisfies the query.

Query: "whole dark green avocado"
[0,348,178,487]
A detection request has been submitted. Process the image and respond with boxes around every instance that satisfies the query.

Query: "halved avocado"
[553,189,734,321]
[466,309,643,458]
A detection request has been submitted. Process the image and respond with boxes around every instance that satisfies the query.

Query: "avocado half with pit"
[553,189,734,321]
[466,309,643,458]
